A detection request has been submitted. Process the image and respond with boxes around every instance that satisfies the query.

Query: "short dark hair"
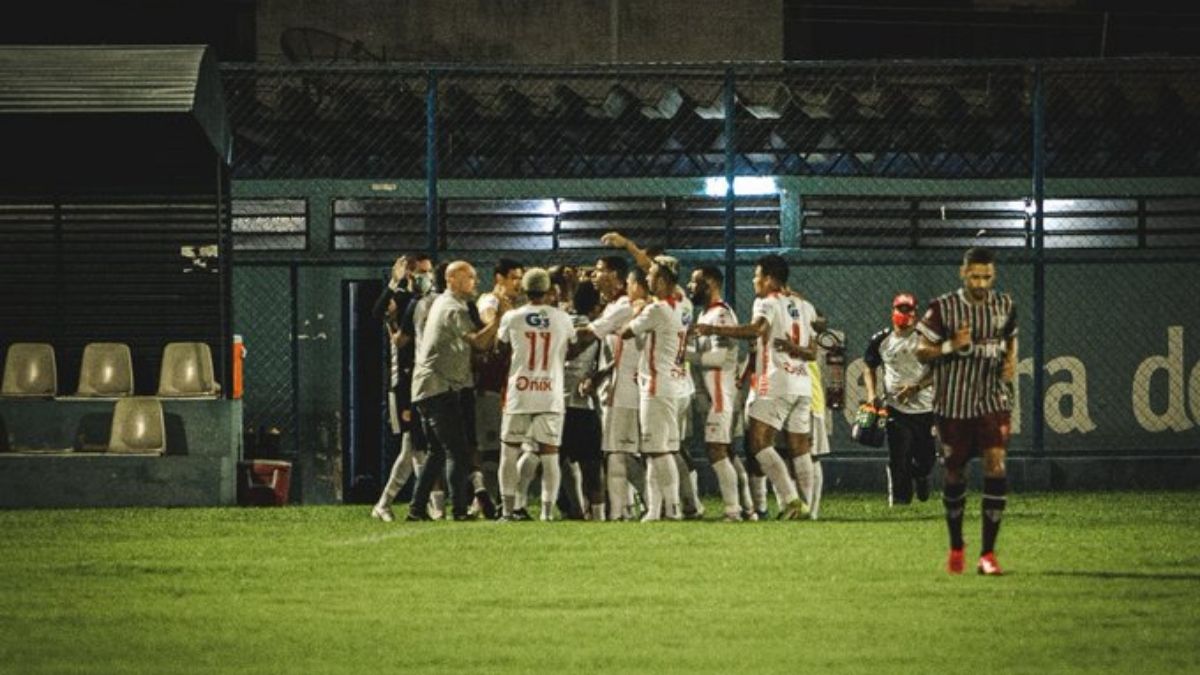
[573,280,600,315]
[644,245,666,259]
[433,261,451,293]
[651,260,677,287]
[627,266,648,291]
[756,254,789,286]
[494,258,523,278]
[697,265,723,287]
[598,255,629,278]
[963,247,995,266]
[412,253,432,263]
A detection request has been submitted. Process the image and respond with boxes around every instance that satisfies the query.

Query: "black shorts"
[561,407,602,463]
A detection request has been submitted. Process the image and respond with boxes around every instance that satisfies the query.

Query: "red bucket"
[237,459,291,506]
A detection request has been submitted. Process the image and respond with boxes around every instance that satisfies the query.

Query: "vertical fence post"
[723,66,737,309]
[289,261,301,490]
[1031,62,1046,456]
[425,69,439,260]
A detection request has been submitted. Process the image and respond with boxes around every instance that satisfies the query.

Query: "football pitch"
[2,492,1198,674]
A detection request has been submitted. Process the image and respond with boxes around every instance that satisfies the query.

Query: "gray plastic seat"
[1,343,57,397]
[76,342,134,397]
[107,397,166,454]
[158,342,219,397]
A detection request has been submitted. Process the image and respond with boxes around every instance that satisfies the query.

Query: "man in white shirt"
[477,258,525,517]
[775,287,820,515]
[497,268,577,521]
[576,255,643,520]
[687,266,744,521]
[622,256,690,521]
[695,254,809,520]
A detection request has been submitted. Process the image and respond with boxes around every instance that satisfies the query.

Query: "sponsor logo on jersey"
[524,311,551,328]
[516,376,553,391]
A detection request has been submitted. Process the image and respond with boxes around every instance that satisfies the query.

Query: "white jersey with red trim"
[695,301,738,414]
[497,304,576,415]
[781,294,817,398]
[676,291,696,398]
[627,297,689,401]
[591,295,639,410]
[749,293,804,400]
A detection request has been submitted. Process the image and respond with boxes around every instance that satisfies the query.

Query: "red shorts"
[936,412,1011,464]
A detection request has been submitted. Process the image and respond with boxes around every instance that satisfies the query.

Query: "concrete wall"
[257,0,783,63]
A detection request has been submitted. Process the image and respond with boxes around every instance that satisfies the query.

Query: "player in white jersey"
[774,287,820,516]
[575,255,645,520]
[686,266,744,521]
[695,254,809,520]
[622,256,689,521]
[496,268,577,521]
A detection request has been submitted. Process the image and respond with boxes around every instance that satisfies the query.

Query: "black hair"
[434,261,451,293]
[573,280,600,315]
[494,258,523,278]
[598,255,629,279]
[963,247,995,266]
[697,265,723,287]
[755,254,789,286]
[651,259,677,287]
[644,245,666,259]
[627,266,648,292]
[412,253,432,263]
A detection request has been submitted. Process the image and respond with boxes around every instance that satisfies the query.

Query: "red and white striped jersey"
[627,297,689,400]
[498,304,576,414]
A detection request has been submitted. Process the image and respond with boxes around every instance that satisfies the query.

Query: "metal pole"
[723,66,737,310]
[1032,63,1046,456]
[426,69,439,260]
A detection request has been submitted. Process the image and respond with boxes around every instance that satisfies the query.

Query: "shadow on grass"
[1039,570,1200,582]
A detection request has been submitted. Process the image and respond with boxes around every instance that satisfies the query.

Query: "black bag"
[851,403,888,448]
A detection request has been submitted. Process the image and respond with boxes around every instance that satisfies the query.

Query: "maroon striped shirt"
[915,288,1017,419]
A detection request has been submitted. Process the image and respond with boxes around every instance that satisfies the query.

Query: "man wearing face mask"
[371,254,435,522]
[863,292,935,507]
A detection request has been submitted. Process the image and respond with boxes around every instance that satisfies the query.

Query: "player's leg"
[706,408,740,520]
[978,412,1011,575]
[408,398,448,521]
[808,409,831,520]
[886,409,914,506]
[784,396,815,512]
[938,417,970,572]
[373,430,414,522]
[745,398,802,518]
[910,412,937,502]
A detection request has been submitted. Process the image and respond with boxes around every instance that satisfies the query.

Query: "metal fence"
[222,58,1200,497]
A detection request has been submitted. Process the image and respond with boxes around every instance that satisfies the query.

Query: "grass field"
[2,492,1199,674]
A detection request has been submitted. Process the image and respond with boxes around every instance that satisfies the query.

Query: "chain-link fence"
[222,59,1200,492]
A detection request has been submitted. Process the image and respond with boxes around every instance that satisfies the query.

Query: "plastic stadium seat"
[158,342,220,397]
[107,397,166,454]
[1,343,57,397]
[75,342,134,397]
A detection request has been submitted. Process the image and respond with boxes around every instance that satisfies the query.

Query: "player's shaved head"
[446,260,478,298]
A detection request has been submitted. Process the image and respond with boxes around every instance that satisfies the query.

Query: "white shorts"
[501,411,564,448]
[810,409,831,457]
[640,396,680,455]
[747,395,812,434]
[676,394,693,442]
[601,404,640,454]
[475,390,502,451]
[704,411,734,445]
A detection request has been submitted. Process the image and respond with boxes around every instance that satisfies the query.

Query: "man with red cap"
[863,291,935,506]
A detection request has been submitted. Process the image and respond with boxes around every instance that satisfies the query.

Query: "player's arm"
[695,315,768,341]
[600,231,653,272]
[862,329,886,402]
[772,336,816,360]
[1003,335,1018,382]
[465,302,507,352]
[619,303,659,341]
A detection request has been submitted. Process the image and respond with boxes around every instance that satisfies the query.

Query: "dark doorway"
[341,278,391,504]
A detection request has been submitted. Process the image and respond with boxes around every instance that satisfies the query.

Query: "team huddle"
[370,235,1018,575]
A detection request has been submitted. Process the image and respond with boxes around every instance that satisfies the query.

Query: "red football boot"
[977,552,1004,576]
[947,547,966,575]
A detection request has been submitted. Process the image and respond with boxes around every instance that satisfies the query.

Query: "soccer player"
[774,286,820,515]
[686,266,743,521]
[915,247,1018,576]
[864,292,936,506]
[576,255,643,520]
[806,310,838,520]
[621,256,690,521]
[695,255,809,520]
[497,268,576,521]
[479,259,525,516]
[562,281,606,521]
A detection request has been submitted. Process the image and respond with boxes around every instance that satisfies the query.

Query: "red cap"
[893,292,917,309]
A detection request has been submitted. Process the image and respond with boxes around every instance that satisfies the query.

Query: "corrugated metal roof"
[0,45,231,162]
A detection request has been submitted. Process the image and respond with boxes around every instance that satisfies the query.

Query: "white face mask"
[413,272,434,295]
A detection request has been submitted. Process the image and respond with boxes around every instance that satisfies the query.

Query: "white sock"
[732,455,752,512]
[755,447,798,506]
[412,449,429,481]
[658,454,681,520]
[470,470,486,494]
[591,504,606,521]
[712,457,740,516]
[675,454,699,512]
[793,453,815,507]
[643,457,662,521]
[811,459,824,519]
[430,490,446,518]
[626,455,647,501]
[570,461,585,515]
[516,451,540,505]
[378,432,415,507]
[751,475,768,512]
[606,453,628,520]
[499,444,521,515]
[540,454,561,521]
[690,471,701,513]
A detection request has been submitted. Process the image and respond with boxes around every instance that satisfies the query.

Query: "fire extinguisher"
[818,328,846,410]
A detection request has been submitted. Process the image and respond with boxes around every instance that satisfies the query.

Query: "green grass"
[2,492,1199,674]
